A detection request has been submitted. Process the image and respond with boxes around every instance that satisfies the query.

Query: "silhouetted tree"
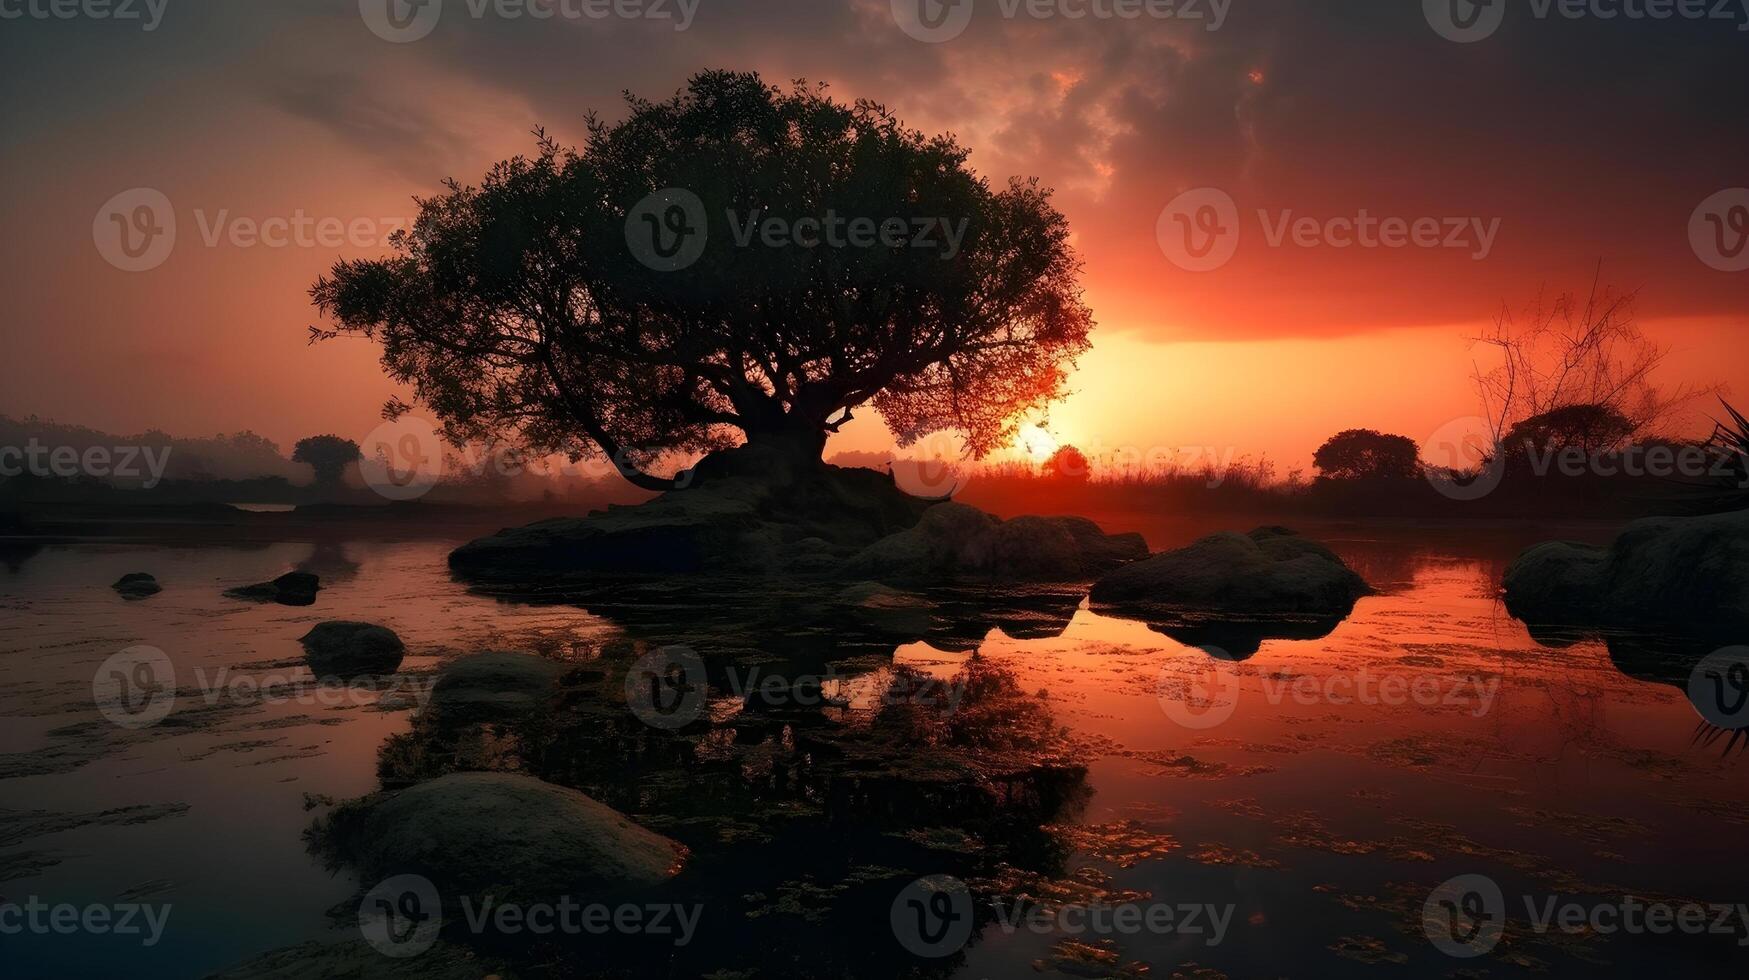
[310,71,1093,491]
[1313,429,1420,481]
[1471,274,1715,444]
[1042,445,1090,481]
[1502,404,1636,458]
[292,435,361,487]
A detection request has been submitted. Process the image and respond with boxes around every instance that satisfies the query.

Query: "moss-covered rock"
[336,772,685,901]
[1503,509,1749,633]
[839,503,1147,585]
[449,445,934,581]
[426,651,570,722]
[112,572,161,600]
[299,621,405,679]
[224,571,320,606]
[1089,526,1370,617]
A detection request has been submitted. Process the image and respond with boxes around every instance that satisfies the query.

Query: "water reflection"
[3,528,1746,979]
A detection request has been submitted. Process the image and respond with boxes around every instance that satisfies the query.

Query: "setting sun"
[1016,423,1061,462]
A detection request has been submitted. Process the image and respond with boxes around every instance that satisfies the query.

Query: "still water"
[0,517,1743,978]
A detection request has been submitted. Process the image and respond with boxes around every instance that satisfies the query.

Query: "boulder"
[1503,509,1749,633]
[225,571,320,606]
[348,772,685,899]
[839,503,1148,584]
[112,572,161,600]
[1090,526,1371,617]
[449,444,935,582]
[836,581,936,636]
[299,622,405,679]
[427,651,569,722]
[1500,541,1607,626]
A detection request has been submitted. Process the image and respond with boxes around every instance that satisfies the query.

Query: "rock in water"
[348,772,685,899]
[299,622,405,679]
[1089,526,1371,617]
[427,651,570,722]
[449,443,935,581]
[112,572,162,600]
[1500,541,1607,627]
[1503,509,1749,633]
[225,571,321,606]
[838,503,1148,584]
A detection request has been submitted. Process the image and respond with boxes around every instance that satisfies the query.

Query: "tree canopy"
[1313,429,1421,481]
[1503,404,1637,457]
[1042,445,1091,481]
[311,71,1093,490]
[292,435,361,485]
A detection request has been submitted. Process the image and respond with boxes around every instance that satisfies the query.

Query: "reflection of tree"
[356,644,1090,979]
[1514,623,1749,758]
[294,539,360,584]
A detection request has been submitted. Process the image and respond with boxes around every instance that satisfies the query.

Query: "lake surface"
[1,517,1744,978]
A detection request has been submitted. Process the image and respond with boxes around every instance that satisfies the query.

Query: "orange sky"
[2,2,1744,472]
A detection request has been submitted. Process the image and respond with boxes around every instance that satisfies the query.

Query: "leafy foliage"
[1312,429,1420,481]
[291,435,361,485]
[311,71,1093,490]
